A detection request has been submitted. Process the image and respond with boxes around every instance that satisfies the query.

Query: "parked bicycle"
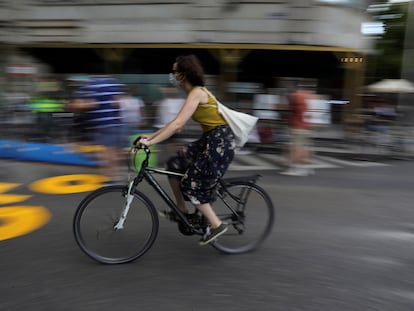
[73,142,275,264]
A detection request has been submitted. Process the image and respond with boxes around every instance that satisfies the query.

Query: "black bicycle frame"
[136,168,204,235]
[129,145,260,236]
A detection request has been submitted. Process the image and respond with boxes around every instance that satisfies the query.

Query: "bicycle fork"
[113,181,135,230]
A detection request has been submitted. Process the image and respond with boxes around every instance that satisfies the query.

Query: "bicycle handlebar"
[132,136,150,153]
[129,136,152,175]
[132,135,144,147]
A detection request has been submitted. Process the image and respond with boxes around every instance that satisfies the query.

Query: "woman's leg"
[168,176,188,213]
[194,203,222,229]
[166,141,200,214]
[196,202,228,245]
[188,126,234,229]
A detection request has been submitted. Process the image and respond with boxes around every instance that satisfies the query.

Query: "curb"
[249,142,414,161]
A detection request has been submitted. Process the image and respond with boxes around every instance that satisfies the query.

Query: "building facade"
[0,0,372,116]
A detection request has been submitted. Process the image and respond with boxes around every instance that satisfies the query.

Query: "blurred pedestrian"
[28,91,64,142]
[280,82,314,176]
[153,87,185,159]
[136,54,236,245]
[119,86,145,143]
[70,76,125,182]
[364,97,397,152]
[154,87,185,129]
[253,89,280,144]
[64,75,93,143]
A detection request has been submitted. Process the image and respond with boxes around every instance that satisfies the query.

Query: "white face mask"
[169,73,181,87]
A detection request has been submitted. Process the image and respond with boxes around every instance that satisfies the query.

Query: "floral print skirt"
[166,125,236,205]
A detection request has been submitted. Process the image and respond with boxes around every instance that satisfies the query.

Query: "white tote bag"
[203,87,258,147]
[217,102,258,147]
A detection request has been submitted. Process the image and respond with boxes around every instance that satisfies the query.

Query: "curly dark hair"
[175,54,205,86]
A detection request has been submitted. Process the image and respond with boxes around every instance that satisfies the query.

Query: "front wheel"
[212,182,274,254]
[73,185,159,264]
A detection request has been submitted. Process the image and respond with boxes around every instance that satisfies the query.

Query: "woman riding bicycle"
[137,54,236,245]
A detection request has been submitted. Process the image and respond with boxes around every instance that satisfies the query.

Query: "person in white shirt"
[154,87,185,129]
[119,87,145,139]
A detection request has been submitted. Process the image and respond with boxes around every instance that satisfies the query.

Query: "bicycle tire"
[211,181,274,254]
[73,185,159,264]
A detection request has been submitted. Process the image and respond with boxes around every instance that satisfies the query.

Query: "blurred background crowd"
[0,0,413,161]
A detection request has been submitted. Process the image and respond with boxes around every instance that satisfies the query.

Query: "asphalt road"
[1,158,414,311]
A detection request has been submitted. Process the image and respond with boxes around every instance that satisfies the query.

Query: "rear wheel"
[73,185,159,264]
[211,182,274,254]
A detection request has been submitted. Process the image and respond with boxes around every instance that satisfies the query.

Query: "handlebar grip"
[132,136,141,146]
[132,136,150,153]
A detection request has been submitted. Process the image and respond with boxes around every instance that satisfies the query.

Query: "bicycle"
[73,142,275,264]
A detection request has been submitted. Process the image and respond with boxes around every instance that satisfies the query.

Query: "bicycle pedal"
[185,212,201,224]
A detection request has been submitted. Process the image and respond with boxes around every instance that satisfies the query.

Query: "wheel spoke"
[212,182,274,254]
[73,185,159,264]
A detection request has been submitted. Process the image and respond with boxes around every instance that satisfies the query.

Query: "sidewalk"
[312,124,414,160]
[252,123,414,161]
[1,124,413,167]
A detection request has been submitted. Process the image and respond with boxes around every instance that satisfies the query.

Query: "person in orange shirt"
[280,84,314,176]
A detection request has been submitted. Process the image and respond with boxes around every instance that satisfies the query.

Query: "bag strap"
[199,87,221,106]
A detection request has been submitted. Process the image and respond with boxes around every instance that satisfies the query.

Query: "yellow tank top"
[192,87,226,132]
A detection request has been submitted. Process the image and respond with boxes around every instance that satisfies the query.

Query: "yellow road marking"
[0,183,21,193]
[29,174,108,194]
[0,183,31,205]
[0,206,52,241]
[0,194,32,205]
[72,145,107,153]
